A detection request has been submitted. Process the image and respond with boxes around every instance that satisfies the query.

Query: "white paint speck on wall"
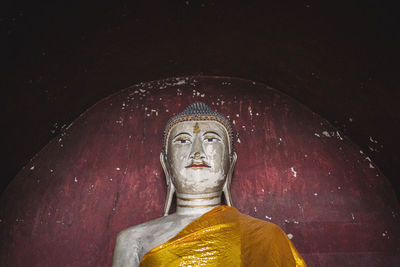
[290,167,297,177]
[322,131,331,137]
[369,163,374,169]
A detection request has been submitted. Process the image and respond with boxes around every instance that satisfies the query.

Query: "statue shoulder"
[112,226,142,267]
[122,213,187,233]
[113,214,198,267]
[115,216,168,248]
[112,216,168,267]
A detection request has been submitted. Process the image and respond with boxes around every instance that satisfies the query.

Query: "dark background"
[2,0,399,199]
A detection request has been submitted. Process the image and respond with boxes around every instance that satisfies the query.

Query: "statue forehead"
[168,121,228,138]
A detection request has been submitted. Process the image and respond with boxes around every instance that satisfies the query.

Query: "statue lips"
[185,162,211,169]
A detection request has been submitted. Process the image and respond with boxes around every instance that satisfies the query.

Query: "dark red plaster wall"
[1,77,399,266]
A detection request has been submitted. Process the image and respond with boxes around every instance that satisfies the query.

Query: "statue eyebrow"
[173,132,192,139]
[202,131,221,138]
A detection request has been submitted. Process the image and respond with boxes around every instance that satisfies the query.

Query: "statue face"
[166,121,230,194]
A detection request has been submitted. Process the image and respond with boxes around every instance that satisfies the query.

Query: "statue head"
[161,102,237,215]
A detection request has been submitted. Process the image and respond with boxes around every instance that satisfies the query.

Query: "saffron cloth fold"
[140,205,306,266]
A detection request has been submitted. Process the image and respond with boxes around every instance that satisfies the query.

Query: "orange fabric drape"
[140,206,306,266]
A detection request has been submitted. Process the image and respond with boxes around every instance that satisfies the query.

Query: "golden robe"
[140,206,306,266]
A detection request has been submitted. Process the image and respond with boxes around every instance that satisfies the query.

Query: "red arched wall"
[1,76,399,266]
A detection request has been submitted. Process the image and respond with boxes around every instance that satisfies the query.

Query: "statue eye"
[204,136,218,143]
[175,137,191,144]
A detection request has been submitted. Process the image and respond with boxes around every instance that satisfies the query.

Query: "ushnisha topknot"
[163,102,234,154]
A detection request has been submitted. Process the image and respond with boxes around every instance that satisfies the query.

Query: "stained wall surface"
[1,77,399,266]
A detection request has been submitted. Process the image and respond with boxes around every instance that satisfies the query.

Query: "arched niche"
[1,76,399,266]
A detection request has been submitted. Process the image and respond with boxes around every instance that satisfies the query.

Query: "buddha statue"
[112,102,306,266]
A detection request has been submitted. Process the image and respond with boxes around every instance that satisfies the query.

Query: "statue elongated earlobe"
[223,152,237,207]
[160,152,175,216]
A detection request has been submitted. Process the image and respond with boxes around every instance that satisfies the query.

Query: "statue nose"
[190,137,206,160]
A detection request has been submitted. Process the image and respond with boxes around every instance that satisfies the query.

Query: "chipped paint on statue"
[112,102,237,267]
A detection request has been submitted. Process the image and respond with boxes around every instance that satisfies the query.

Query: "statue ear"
[223,152,237,207]
[160,152,175,216]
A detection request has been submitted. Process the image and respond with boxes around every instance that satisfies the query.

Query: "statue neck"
[176,191,222,216]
